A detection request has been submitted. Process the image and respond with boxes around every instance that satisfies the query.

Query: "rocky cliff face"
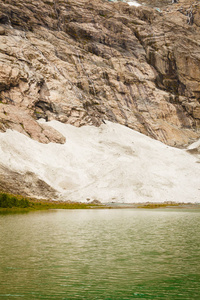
[0,0,200,148]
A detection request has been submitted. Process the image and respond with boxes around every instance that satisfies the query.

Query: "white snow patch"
[127,1,141,7]
[0,121,199,203]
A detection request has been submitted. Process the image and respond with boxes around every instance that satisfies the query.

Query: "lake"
[0,209,200,299]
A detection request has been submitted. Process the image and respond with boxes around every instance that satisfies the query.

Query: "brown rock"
[0,0,199,147]
[0,25,5,35]
[0,167,59,199]
[0,104,66,144]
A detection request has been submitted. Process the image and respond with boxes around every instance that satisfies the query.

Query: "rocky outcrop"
[0,166,58,199]
[0,0,200,146]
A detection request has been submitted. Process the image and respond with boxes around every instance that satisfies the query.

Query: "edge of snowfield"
[0,120,199,203]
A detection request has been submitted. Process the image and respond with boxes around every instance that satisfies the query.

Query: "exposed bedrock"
[0,0,200,147]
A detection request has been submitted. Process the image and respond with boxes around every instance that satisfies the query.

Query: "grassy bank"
[1,192,199,213]
[0,192,101,213]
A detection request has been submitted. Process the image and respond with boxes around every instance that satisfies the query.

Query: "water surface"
[0,209,200,299]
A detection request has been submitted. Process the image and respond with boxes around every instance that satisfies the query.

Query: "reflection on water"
[0,209,200,299]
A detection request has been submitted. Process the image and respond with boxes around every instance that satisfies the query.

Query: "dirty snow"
[0,120,199,203]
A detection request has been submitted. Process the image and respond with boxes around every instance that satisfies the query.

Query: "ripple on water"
[0,209,200,299]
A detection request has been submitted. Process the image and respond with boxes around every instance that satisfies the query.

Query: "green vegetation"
[1,192,197,213]
[0,193,30,208]
[0,192,102,213]
[137,202,182,209]
[30,199,99,210]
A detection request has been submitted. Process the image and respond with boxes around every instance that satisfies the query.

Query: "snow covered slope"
[0,120,199,203]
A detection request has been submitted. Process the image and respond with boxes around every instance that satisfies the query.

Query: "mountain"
[0,0,199,202]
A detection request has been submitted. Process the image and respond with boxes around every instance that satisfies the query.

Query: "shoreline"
[1,201,200,215]
[1,191,200,213]
[100,202,200,210]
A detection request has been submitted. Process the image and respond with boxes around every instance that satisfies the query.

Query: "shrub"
[0,193,30,208]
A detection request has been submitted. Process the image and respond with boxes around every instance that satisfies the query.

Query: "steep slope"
[0,0,199,147]
[0,120,199,203]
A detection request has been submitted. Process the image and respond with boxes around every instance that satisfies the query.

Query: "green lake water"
[0,209,200,299]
